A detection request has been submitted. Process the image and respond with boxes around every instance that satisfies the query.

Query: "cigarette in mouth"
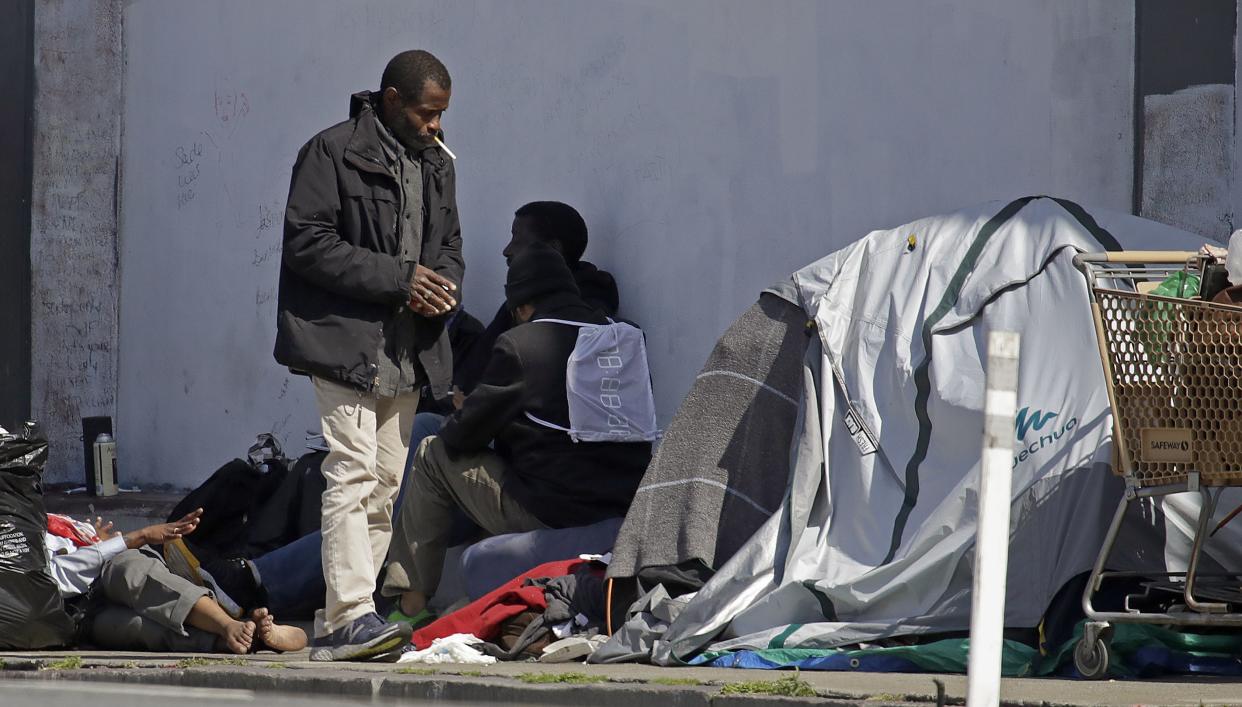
[434,135,457,160]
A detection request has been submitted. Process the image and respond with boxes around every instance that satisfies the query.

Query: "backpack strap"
[531,318,595,327]
[526,318,590,442]
[526,317,627,443]
[524,411,582,443]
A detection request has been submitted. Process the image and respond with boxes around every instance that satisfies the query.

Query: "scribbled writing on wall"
[253,200,284,320]
[34,292,117,437]
[31,4,123,485]
[258,202,278,233]
[175,141,203,209]
[215,85,250,133]
[252,242,282,267]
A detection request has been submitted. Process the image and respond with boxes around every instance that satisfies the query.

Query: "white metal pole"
[966,331,1020,707]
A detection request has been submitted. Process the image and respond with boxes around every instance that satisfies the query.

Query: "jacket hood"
[349,90,379,119]
[506,242,581,311]
[571,260,620,316]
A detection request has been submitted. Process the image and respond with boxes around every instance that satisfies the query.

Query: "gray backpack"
[525,318,660,443]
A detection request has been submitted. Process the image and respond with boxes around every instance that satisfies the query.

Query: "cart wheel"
[1073,635,1110,680]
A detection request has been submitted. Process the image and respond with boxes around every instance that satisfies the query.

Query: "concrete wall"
[1141,85,1235,238]
[93,0,1135,487]
[1136,0,1237,240]
[30,0,123,483]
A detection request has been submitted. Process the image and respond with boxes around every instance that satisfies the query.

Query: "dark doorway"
[0,1,34,430]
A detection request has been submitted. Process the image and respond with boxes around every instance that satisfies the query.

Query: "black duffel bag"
[0,422,74,649]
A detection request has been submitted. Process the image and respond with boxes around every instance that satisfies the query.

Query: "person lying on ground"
[46,509,305,654]
[381,242,652,628]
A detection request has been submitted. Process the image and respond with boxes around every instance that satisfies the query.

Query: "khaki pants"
[314,376,420,633]
[383,436,546,600]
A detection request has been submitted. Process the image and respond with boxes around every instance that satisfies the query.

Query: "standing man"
[274,49,463,662]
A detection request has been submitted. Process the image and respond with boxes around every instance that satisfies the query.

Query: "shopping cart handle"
[1077,250,1199,264]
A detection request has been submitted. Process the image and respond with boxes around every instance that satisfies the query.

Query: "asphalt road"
[0,679,501,707]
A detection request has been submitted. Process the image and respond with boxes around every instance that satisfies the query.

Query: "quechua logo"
[1013,406,1077,469]
[1015,407,1058,441]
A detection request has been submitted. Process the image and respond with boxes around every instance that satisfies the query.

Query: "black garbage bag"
[0,422,74,649]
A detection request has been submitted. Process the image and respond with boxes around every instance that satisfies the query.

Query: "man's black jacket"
[439,292,651,528]
[274,91,464,396]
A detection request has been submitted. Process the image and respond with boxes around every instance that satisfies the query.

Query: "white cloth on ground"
[396,633,496,664]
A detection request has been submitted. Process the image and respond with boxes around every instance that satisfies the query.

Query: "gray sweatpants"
[89,547,217,652]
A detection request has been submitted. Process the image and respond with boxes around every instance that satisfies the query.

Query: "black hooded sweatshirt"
[453,261,619,394]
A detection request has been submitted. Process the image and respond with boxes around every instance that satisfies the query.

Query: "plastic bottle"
[92,433,118,497]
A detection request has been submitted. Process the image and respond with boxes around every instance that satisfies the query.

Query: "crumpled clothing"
[413,559,583,649]
[490,563,608,660]
[246,433,284,468]
[588,585,695,664]
[47,514,99,547]
[397,633,496,665]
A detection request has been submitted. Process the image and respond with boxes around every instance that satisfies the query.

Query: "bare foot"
[219,619,256,654]
[251,607,307,653]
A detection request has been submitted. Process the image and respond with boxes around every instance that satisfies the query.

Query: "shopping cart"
[1073,251,1242,679]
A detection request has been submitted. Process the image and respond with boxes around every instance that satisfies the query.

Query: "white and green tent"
[610,197,1237,664]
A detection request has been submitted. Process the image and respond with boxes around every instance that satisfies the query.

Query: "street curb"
[0,665,891,706]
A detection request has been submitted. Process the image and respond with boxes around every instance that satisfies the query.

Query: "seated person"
[406,201,622,456]
[454,200,621,393]
[382,243,651,624]
[46,509,305,654]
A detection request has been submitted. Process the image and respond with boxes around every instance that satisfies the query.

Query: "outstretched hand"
[92,516,120,540]
[121,508,203,549]
[407,265,457,317]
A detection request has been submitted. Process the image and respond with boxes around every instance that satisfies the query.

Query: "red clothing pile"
[412,558,584,650]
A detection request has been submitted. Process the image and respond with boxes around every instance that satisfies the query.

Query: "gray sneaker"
[309,612,412,662]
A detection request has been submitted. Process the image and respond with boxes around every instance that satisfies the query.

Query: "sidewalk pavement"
[44,490,181,533]
[29,495,1242,704]
[2,649,1240,706]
